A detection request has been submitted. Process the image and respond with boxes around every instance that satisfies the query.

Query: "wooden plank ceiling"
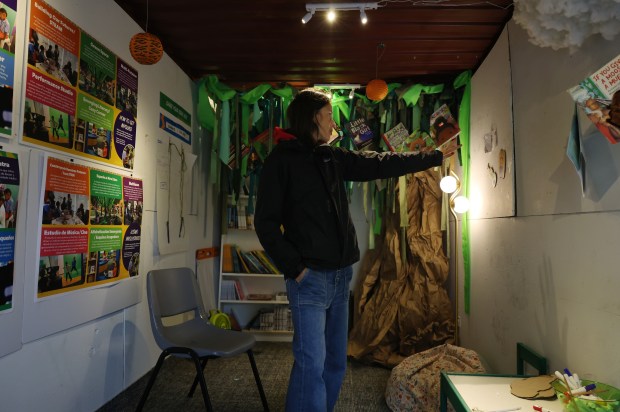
[115,0,513,89]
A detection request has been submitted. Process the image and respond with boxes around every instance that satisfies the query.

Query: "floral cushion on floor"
[385,343,486,411]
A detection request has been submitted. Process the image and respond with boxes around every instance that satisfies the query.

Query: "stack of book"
[222,244,281,274]
[226,196,251,229]
[248,307,293,331]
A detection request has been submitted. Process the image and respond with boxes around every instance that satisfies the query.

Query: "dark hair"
[287,88,331,147]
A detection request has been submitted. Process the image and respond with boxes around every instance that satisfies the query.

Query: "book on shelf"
[228,308,242,331]
[231,245,241,273]
[252,250,281,274]
[222,244,234,273]
[382,122,410,152]
[242,251,268,274]
[233,245,251,273]
[259,311,274,331]
[343,117,374,150]
[568,53,620,144]
[430,104,460,156]
[220,279,237,300]
[226,195,251,229]
[233,279,245,300]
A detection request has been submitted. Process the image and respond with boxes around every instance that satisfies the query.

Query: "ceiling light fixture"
[360,9,368,24]
[314,83,360,99]
[303,3,380,24]
[302,10,314,24]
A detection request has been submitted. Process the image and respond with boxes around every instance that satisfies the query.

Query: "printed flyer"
[38,156,142,299]
[23,0,138,169]
[0,151,19,312]
[0,0,17,137]
[159,92,191,145]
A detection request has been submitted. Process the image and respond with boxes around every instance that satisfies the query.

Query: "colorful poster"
[0,0,17,137]
[568,54,620,144]
[22,0,138,169]
[38,156,142,299]
[0,151,19,312]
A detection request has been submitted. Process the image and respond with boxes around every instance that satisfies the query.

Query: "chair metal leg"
[247,349,270,411]
[187,358,208,398]
[135,350,170,411]
[188,352,213,412]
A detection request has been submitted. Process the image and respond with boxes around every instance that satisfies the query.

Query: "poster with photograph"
[568,54,620,144]
[22,0,138,169]
[0,0,18,138]
[37,156,142,299]
[0,151,19,312]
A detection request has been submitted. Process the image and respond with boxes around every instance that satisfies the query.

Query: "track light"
[349,89,355,99]
[302,10,314,24]
[303,3,380,24]
[360,9,368,24]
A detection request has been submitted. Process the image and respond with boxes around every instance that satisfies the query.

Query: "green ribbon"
[219,100,230,165]
[240,84,272,104]
[331,92,351,125]
[454,70,472,314]
[205,75,237,101]
[400,84,444,107]
[271,85,295,126]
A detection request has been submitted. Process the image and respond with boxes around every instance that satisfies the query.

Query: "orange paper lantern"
[129,32,163,65]
[366,79,388,101]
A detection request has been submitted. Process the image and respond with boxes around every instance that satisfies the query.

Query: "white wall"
[0,0,216,410]
[460,20,620,386]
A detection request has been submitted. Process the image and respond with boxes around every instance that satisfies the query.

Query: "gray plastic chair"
[136,267,269,411]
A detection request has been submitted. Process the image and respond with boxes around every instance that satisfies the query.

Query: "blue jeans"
[285,266,352,412]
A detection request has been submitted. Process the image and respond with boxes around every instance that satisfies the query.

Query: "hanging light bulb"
[360,9,368,24]
[453,195,470,214]
[440,175,458,194]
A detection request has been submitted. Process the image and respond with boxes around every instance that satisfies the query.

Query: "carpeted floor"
[98,341,393,411]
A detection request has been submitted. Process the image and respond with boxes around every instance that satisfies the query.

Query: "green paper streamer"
[205,75,237,101]
[400,84,444,107]
[197,78,216,132]
[271,85,295,125]
[454,70,472,314]
[241,103,250,176]
[240,84,272,104]
[331,93,351,125]
[219,100,230,165]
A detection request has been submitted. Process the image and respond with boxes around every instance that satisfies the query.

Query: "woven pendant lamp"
[130,32,163,65]
[366,43,388,101]
[366,79,388,101]
[129,0,163,65]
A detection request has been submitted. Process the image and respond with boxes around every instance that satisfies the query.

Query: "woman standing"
[255,88,446,411]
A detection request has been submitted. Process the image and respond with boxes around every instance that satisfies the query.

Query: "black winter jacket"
[254,129,443,279]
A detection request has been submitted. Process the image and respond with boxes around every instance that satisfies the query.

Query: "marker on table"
[532,406,553,412]
[565,383,597,396]
[554,371,567,386]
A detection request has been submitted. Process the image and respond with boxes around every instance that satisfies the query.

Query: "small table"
[440,372,565,412]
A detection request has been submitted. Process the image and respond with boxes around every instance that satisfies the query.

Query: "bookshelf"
[218,228,293,342]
